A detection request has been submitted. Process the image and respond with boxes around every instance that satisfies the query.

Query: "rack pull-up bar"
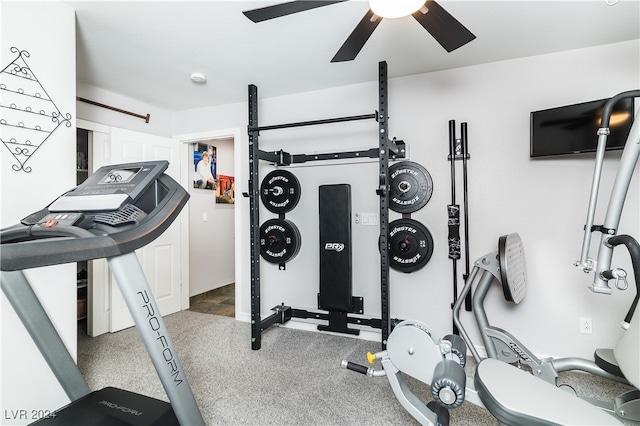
[248,112,377,133]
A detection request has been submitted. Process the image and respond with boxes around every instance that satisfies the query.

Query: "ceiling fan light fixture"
[369,0,426,18]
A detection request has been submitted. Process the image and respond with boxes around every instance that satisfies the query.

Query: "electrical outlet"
[580,317,593,334]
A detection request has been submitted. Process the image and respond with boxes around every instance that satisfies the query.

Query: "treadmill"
[1,161,205,425]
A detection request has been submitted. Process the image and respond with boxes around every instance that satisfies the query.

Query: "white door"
[107,127,183,332]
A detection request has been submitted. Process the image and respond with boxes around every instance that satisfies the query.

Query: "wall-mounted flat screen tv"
[530,97,634,158]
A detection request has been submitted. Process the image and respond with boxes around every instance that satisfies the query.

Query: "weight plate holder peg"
[260,169,301,214]
[380,218,434,273]
[389,161,434,214]
[259,218,302,265]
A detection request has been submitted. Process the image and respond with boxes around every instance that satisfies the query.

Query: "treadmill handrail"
[1,223,97,243]
[1,174,189,271]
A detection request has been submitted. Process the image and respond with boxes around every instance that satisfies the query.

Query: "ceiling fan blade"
[243,0,347,23]
[331,9,382,63]
[412,0,476,52]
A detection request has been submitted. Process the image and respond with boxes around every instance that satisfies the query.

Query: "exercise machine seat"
[475,358,623,425]
[614,308,640,388]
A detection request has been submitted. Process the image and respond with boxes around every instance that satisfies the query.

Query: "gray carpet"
[78,311,633,426]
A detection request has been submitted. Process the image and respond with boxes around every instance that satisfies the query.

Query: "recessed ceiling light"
[190,72,206,84]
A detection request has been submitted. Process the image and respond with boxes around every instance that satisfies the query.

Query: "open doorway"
[180,134,237,318]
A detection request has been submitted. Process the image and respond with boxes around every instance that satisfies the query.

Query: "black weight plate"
[260,169,301,214]
[383,218,434,273]
[259,218,302,264]
[389,161,433,213]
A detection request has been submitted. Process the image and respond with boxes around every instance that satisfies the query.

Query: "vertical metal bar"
[248,84,263,350]
[1,270,91,402]
[449,120,457,203]
[448,120,460,335]
[461,122,472,312]
[107,253,204,425]
[378,61,390,348]
[579,132,610,272]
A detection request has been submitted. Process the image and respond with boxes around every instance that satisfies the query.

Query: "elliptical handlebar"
[601,91,640,128]
[576,90,640,293]
[604,235,640,329]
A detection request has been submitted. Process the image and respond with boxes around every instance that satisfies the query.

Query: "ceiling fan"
[242,0,476,62]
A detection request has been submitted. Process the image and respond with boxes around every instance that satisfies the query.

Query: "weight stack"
[318,184,359,335]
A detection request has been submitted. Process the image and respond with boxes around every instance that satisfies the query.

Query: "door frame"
[174,128,243,319]
[78,119,194,336]
[77,119,110,336]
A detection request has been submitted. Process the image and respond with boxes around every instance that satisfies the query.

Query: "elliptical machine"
[1,161,205,425]
[341,90,639,425]
[343,304,629,425]
[340,239,636,424]
[452,232,639,423]
[452,90,640,424]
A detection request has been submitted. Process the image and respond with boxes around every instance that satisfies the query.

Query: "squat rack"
[246,61,406,350]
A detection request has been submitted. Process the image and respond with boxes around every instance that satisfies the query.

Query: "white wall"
[173,39,639,360]
[1,2,77,423]
[188,137,236,296]
[387,40,639,360]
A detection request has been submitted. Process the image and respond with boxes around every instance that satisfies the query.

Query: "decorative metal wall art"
[1,47,73,173]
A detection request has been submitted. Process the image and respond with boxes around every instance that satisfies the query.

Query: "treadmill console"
[3,160,188,271]
[49,161,169,212]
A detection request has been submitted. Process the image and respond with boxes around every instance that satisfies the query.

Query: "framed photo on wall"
[193,143,216,190]
[216,175,234,204]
